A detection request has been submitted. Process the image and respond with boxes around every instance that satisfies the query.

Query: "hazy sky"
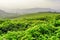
[0,0,60,10]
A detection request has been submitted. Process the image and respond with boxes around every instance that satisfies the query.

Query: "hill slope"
[0,12,60,40]
[0,10,20,18]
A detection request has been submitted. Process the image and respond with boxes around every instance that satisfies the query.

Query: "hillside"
[0,12,60,40]
[0,10,20,18]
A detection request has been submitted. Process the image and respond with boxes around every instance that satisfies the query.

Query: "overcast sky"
[0,0,60,10]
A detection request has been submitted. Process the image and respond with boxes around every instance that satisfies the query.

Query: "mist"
[0,0,60,10]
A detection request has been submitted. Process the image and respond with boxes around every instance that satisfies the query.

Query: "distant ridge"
[0,8,60,18]
[5,8,56,14]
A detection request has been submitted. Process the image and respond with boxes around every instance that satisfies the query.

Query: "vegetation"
[0,12,60,40]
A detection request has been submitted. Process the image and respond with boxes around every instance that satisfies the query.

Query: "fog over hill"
[4,8,57,14]
[0,10,19,18]
[0,8,60,18]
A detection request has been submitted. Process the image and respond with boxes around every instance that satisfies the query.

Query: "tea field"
[0,12,60,40]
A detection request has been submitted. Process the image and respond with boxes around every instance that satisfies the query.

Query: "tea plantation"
[0,12,60,40]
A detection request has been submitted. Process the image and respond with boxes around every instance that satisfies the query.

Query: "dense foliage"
[0,12,60,40]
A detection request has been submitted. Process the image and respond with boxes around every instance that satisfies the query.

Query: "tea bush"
[0,13,60,40]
